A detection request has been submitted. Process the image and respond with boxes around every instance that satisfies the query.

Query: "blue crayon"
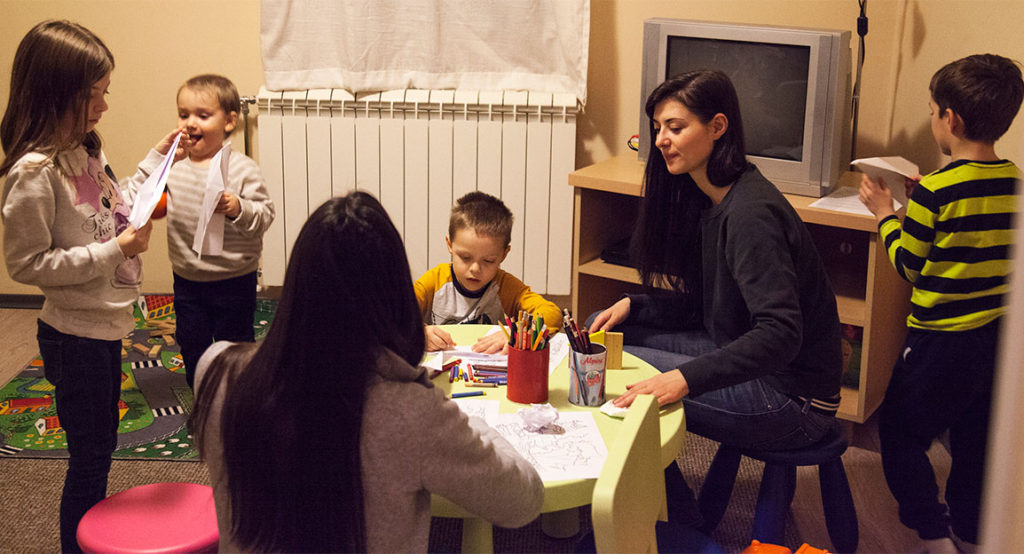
[451,391,485,399]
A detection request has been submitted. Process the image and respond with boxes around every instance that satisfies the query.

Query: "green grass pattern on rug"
[0,295,276,460]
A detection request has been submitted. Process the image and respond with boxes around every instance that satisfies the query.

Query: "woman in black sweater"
[590,70,843,523]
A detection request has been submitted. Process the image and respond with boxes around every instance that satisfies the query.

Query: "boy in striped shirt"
[859,54,1022,553]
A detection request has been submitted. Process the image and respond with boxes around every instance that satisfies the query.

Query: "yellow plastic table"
[429,325,686,552]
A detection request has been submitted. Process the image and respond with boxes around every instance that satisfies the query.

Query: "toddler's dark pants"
[879,318,1001,543]
[173,271,257,389]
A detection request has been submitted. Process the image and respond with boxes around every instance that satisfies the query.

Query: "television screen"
[640,19,852,198]
[666,37,810,162]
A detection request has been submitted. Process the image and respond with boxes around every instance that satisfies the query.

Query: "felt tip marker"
[464,381,498,388]
[451,391,485,398]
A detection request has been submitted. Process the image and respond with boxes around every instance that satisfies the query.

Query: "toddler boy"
[859,53,1022,553]
[127,74,275,388]
[415,191,562,353]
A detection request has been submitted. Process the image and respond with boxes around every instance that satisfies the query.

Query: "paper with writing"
[491,411,607,481]
[452,399,500,426]
[128,132,182,228]
[192,144,232,258]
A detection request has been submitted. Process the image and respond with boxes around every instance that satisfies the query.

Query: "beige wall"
[0,0,264,294]
[578,0,1024,170]
[2,0,1023,295]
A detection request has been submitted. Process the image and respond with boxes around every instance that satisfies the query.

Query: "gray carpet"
[0,433,797,554]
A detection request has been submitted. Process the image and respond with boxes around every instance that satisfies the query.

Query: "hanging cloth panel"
[260,0,590,104]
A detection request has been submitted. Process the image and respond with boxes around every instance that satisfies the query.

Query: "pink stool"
[76,482,219,553]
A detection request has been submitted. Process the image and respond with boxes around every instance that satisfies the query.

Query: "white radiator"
[255,88,578,295]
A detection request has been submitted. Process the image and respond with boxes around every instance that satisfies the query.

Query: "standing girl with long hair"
[590,70,843,526]
[1,20,188,551]
[190,192,542,552]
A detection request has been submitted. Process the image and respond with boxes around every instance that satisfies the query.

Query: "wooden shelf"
[578,258,642,285]
[569,155,911,423]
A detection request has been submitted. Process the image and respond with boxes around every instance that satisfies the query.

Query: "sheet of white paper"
[547,333,570,375]
[420,353,444,372]
[438,345,508,368]
[192,144,232,258]
[809,186,903,216]
[420,348,506,379]
[851,156,919,206]
[421,330,568,375]
[491,411,608,481]
[128,132,182,228]
[452,399,501,426]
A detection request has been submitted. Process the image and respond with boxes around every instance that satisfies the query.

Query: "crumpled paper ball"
[517,403,559,431]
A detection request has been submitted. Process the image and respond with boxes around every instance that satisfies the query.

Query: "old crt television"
[638,18,852,197]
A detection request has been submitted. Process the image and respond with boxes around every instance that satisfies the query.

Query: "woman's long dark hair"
[0,20,113,178]
[632,70,750,294]
[190,192,426,552]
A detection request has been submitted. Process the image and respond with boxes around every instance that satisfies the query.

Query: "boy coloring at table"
[125,74,274,389]
[415,191,562,353]
[858,53,1022,553]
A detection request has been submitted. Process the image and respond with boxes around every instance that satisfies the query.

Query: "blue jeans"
[37,319,122,553]
[597,318,835,527]
[597,320,832,451]
[173,271,257,389]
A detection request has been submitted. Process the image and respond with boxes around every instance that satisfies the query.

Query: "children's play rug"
[0,295,276,460]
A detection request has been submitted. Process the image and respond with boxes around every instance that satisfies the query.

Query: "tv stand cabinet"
[569,155,911,423]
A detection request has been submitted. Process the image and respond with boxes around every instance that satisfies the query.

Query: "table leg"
[461,517,494,553]
[541,508,580,538]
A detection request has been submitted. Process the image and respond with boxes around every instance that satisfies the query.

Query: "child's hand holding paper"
[851,156,920,208]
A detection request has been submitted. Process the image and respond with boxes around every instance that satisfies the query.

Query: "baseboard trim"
[0,294,44,309]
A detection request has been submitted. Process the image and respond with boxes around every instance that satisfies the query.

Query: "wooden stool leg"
[751,463,796,546]
[819,459,859,553]
[697,446,742,533]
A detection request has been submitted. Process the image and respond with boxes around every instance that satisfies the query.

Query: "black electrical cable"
[851,0,868,161]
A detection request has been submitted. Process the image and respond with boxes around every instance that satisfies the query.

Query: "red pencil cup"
[506,345,549,404]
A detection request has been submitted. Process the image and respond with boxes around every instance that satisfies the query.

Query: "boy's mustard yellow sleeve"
[495,271,563,331]
[414,264,444,317]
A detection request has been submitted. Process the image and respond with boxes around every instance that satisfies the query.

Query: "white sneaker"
[918,537,958,554]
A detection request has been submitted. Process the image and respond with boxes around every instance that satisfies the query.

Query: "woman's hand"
[612,369,689,408]
[858,173,896,222]
[424,325,455,351]
[116,221,153,257]
[215,192,242,219]
[473,332,509,354]
[154,128,192,162]
[588,297,630,333]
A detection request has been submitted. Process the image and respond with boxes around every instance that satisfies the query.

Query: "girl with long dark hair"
[2,21,187,551]
[190,192,542,552]
[590,70,843,525]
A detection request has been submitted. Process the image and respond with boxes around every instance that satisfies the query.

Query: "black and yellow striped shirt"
[879,159,1019,331]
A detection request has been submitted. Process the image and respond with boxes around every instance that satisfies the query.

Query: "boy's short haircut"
[929,54,1024,143]
[448,191,513,248]
[180,74,242,127]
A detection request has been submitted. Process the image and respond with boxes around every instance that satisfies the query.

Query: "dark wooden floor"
[0,307,946,552]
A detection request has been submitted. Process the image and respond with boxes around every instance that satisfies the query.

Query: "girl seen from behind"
[1,20,188,552]
[190,192,543,553]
